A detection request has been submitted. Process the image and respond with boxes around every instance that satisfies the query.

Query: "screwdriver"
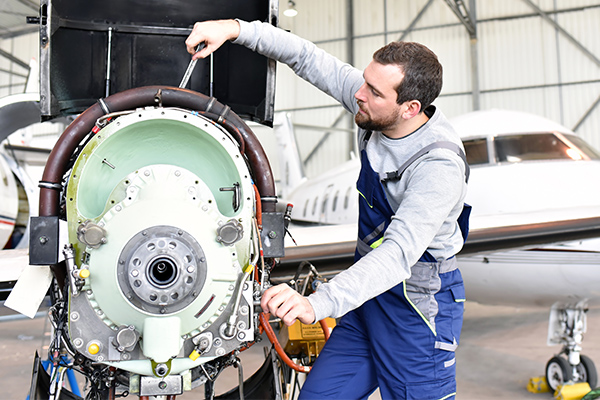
[179,42,206,88]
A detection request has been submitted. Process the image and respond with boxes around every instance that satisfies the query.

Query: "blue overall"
[300,139,470,400]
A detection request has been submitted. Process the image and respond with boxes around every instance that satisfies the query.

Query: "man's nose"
[355,83,367,102]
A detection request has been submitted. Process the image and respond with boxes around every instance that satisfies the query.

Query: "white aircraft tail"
[273,113,306,198]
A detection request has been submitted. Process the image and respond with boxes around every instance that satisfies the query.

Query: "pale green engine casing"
[65,108,256,375]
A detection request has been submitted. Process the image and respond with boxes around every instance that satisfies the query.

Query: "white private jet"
[269,109,600,392]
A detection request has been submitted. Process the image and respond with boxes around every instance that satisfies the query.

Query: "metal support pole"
[444,0,480,111]
[346,0,355,155]
[469,0,480,111]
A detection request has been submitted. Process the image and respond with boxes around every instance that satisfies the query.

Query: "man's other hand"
[261,284,316,326]
[185,19,241,60]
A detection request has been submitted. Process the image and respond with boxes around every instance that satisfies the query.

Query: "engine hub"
[118,225,207,314]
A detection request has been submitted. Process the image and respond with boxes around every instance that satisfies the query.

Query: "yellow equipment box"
[281,318,337,360]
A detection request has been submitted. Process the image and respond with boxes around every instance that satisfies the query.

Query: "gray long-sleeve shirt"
[234,20,468,322]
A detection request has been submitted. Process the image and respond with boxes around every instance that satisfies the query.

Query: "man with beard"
[186,19,470,400]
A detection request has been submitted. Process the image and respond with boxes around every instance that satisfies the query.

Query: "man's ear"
[402,100,422,119]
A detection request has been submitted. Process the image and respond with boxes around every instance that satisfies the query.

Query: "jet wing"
[279,215,600,273]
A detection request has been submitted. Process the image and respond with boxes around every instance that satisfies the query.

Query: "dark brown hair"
[373,41,443,110]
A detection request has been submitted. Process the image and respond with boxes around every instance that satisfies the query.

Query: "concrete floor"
[1,301,599,400]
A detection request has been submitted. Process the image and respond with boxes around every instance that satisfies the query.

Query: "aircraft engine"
[29,86,284,398]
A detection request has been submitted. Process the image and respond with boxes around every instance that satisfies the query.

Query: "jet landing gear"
[545,303,598,392]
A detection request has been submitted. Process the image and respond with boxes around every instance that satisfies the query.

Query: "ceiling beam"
[398,0,435,41]
[0,48,29,69]
[443,0,476,38]
[521,0,600,68]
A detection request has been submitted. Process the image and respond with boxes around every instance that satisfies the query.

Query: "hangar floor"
[1,301,599,400]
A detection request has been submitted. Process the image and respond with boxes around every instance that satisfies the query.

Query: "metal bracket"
[260,212,285,258]
[29,216,59,265]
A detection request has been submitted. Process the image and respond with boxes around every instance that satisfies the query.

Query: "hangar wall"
[0,0,599,180]
[276,0,600,179]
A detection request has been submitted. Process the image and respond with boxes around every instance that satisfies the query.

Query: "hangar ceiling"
[0,0,39,39]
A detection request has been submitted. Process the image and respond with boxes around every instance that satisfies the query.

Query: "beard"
[354,103,400,132]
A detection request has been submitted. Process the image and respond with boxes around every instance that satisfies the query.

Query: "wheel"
[576,354,598,389]
[546,356,573,391]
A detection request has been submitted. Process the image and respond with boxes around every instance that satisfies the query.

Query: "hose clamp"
[217,105,231,124]
[205,97,216,114]
[260,196,278,204]
[97,98,111,115]
[38,181,63,191]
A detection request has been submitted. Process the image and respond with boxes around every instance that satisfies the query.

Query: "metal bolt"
[144,170,150,176]
[70,312,80,321]
[131,270,139,277]
[268,231,277,239]
[39,236,48,245]
[159,381,167,390]
[73,338,83,347]
[237,332,246,341]
[155,364,168,377]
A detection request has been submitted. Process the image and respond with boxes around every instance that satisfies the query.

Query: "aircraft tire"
[546,356,572,391]
[577,354,598,389]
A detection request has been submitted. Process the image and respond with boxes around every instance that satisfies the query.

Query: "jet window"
[344,187,352,209]
[321,192,329,216]
[463,138,489,165]
[312,197,319,215]
[303,199,309,218]
[563,134,600,160]
[495,133,575,163]
[332,190,339,212]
